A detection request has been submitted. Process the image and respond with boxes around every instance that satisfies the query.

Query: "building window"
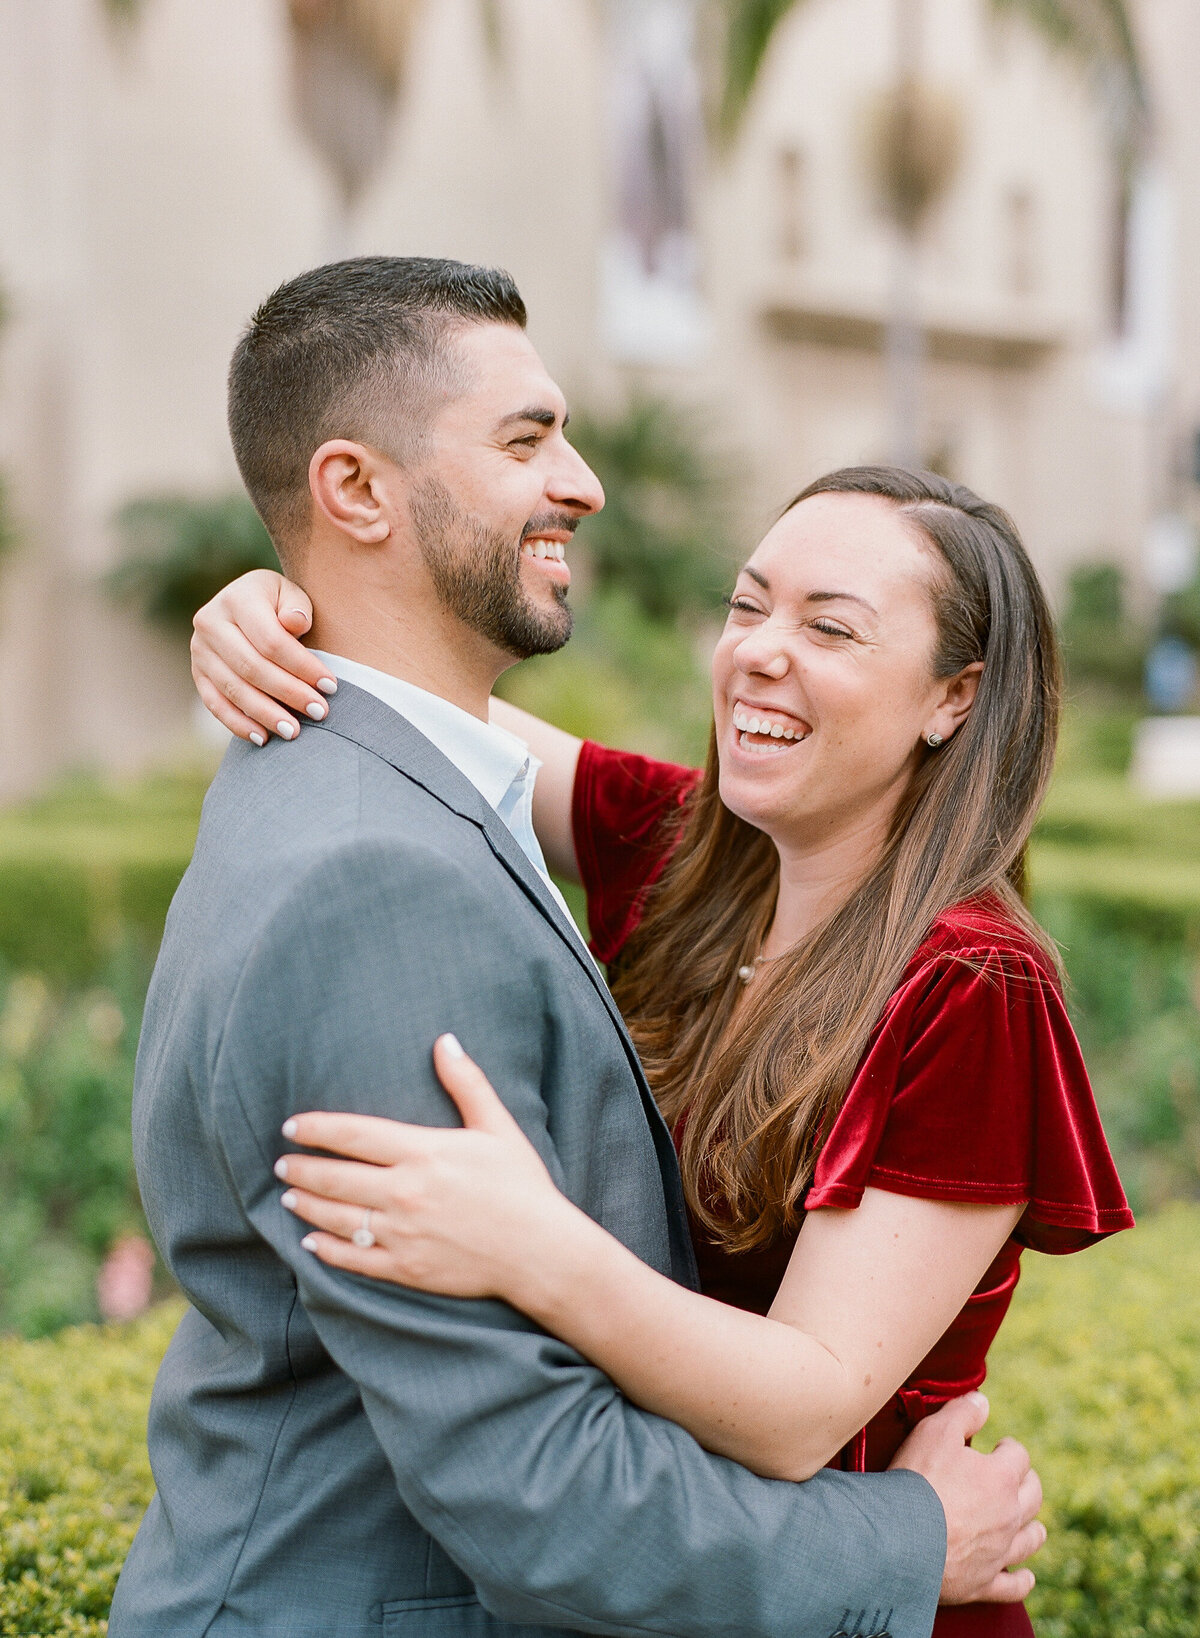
[1003,186,1036,298]
[776,145,809,264]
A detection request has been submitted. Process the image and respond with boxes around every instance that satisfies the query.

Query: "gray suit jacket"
[109,682,945,1638]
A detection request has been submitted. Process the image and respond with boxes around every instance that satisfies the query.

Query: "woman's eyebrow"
[736,568,878,618]
[806,589,879,616]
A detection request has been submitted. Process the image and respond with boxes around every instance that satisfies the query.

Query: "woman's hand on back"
[191,569,338,744]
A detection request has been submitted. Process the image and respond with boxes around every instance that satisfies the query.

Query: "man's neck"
[307,603,502,722]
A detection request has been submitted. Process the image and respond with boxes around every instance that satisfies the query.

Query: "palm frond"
[710,0,813,141]
[990,0,1148,157]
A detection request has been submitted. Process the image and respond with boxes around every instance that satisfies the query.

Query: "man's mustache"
[520,512,581,543]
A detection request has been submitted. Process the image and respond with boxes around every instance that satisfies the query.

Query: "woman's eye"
[811,619,853,639]
[726,595,763,615]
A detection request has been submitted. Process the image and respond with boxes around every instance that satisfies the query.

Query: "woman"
[192,467,1133,1633]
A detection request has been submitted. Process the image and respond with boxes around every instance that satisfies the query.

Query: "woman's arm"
[276,1038,1022,1484]
[190,573,584,880]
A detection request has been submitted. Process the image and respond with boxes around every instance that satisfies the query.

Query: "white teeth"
[523,539,566,562]
[732,707,807,743]
[534,541,547,559]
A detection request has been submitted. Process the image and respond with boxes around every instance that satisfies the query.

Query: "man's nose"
[547,442,605,518]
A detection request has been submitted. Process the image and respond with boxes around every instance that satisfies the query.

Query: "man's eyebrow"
[495,405,562,431]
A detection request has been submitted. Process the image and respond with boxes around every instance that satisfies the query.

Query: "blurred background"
[1,3,1199,1630]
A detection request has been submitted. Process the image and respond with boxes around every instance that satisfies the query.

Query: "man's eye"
[510,435,542,449]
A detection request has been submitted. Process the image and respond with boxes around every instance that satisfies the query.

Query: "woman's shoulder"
[808,891,1133,1253]
[905,894,1059,989]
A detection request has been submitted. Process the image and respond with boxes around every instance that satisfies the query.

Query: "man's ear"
[926,661,984,745]
[309,440,393,544]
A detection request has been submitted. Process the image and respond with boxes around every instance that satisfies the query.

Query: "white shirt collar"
[308,651,538,814]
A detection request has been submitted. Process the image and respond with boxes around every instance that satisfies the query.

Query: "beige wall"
[0,0,1195,799]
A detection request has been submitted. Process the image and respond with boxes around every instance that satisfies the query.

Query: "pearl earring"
[926,732,944,748]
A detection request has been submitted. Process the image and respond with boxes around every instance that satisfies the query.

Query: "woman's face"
[712,491,972,854]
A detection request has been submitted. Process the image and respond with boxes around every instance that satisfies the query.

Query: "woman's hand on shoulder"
[275,1036,572,1302]
[191,569,336,744]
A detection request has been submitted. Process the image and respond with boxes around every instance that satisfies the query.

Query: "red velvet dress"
[572,741,1134,1638]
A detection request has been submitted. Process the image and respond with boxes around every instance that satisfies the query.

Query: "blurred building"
[1,0,1197,798]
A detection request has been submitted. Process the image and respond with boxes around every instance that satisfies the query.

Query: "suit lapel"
[307,685,698,1284]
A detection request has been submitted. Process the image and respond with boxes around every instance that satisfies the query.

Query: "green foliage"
[1160,567,1200,652]
[0,1301,176,1636]
[986,1205,1200,1635]
[106,493,279,638]
[0,963,151,1338]
[1058,563,1147,696]
[1,1213,1197,1634]
[498,588,715,767]
[566,396,739,625]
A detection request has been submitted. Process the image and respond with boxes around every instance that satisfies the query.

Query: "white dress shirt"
[310,652,592,957]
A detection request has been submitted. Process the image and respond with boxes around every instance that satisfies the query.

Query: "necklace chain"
[736,948,786,985]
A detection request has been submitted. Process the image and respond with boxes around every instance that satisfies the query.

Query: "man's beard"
[409,474,574,659]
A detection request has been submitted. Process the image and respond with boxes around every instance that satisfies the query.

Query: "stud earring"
[926,732,944,748]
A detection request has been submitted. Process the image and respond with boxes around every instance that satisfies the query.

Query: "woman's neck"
[762,808,894,958]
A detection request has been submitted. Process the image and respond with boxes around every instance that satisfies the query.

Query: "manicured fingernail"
[281,1118,298,1139]
[306,702,327,720]
[317,677,338,695]
[439,1033,465,1059]
[301,1234,319,1252]
[249,732,266,747]
[277,721,296,740]
[274,1157,289,1180]
[280,1190,298,1210]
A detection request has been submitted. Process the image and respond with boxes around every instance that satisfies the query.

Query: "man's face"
[407,324,605,660]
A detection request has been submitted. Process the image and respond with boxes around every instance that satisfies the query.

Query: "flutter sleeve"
[806,941,1135,1253]
[571,741,702,964]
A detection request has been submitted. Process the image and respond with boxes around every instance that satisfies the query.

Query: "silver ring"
[351,1208,376,1249]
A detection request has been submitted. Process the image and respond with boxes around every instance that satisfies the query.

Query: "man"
[110,257,1041,1638]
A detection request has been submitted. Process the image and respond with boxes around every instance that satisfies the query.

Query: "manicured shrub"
[0,1303,177,1636]
[0,1214,1197,1634]
[987,1204,1200,1635]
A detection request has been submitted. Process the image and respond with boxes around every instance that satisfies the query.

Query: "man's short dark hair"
[227,256,527,557]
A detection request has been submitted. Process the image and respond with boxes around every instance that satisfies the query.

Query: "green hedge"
[0,775,204,981]
[1,1211,1197,1635]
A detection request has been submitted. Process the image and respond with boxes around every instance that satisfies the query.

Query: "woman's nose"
[735,632,789,680]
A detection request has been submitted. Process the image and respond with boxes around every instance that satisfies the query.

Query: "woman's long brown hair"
[612,467,1062,1253]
